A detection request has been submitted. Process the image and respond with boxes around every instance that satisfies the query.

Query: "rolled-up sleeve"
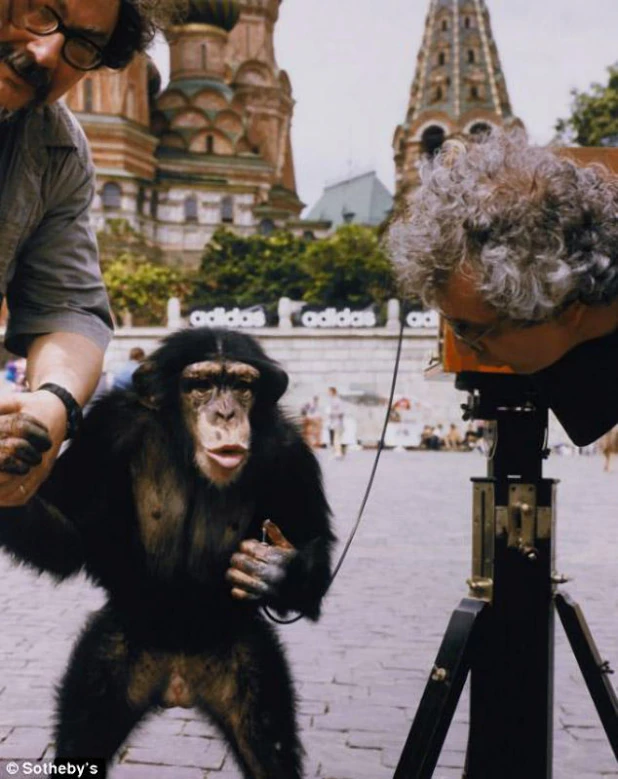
[4,147,113,357]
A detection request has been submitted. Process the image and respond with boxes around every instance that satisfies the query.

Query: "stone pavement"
[0,450,617,778]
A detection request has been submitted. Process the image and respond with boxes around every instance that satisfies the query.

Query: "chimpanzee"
[0,327,335,779]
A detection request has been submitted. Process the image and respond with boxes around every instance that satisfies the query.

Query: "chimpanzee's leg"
[54,607,154,778]
[195,619,303,779]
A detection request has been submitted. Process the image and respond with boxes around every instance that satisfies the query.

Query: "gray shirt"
[0,102,113,356]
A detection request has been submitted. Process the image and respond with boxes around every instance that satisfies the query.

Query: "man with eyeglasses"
[0,0,183,507]
[390,130,618,445]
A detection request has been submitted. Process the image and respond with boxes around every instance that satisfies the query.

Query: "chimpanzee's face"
[180,360,259,487]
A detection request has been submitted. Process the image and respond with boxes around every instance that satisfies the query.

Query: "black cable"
[264,318,406,625]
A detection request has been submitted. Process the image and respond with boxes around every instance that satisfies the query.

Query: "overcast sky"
[152,0,618,213]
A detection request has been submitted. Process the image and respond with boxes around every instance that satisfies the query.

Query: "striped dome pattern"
[185,0,241,31]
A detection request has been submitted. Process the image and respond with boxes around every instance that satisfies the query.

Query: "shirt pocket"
[0,218,24,296]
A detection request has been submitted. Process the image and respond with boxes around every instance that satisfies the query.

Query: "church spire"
[393,0,523,194]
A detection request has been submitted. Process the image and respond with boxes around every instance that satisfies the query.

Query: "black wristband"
[37,383,83,440]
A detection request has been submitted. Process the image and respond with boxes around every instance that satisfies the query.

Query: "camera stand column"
[465,390,556,778]
[394,373,618,778]
[393,374,557,779]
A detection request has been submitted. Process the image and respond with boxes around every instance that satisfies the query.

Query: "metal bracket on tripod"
[467,480,553,604]
[394,372,618,779]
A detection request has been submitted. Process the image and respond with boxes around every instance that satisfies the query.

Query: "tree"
[190,229,311,308]
[190,224,397,314]
[103,253,193,326]
[302,224,396,307]
[97,219,163,265]
[98,221,192,325]
[555,63,618,147]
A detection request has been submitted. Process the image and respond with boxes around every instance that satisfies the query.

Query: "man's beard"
[0,42,52,123]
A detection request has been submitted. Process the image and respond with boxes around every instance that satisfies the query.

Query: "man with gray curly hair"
[391,130,618,373]
[390,130,618,441]
[0,0,185,508]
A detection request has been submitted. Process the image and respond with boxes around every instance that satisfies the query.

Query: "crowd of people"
[419,422,486,452]
[300,390,490,456]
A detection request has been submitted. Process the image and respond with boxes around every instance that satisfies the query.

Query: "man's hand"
[0,390,66,507]
[0,0,33,30]
[226,520,297,602]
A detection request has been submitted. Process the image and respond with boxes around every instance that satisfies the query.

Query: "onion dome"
[185,0,241,31]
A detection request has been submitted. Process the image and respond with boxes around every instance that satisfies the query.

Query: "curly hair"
[388,130,618,322]
[103,0,187,70]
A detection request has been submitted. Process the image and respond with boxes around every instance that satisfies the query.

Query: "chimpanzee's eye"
[234,384,253,402]
[181,378,215,394]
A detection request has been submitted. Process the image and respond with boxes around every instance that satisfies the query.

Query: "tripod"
[394,372,618,778]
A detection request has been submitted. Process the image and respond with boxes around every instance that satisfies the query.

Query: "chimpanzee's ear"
[132,360,161,410]
[254,359,289,403]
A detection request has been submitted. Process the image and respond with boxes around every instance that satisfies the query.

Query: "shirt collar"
[17,103,77,149]
[41,103,78,148]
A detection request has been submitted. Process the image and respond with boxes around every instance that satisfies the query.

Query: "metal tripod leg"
[555,591,618,758]
[393,597,487,779]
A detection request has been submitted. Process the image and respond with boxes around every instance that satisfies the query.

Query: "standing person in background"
[326,386,345,459]
[0,0,185,507]
[301,395,323,449]
[112,346,145,391]
[4,357,26,391]
[600,426,618,473]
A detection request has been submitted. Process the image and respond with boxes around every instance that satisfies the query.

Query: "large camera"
[430,315,618,446]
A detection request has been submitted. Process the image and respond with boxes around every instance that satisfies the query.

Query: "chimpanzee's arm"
[0,397,122,579]
[0,490,84,578]
[228,429,335,620]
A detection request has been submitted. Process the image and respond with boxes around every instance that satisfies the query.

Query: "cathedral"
[393,0,524,196]
[64,0,328,267]
[64,0,525,266]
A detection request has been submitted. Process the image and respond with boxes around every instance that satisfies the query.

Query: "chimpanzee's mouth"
[206,446,249,469]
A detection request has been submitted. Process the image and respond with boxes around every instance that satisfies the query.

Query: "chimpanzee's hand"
[226,520,297,602]
[0,392,63,506]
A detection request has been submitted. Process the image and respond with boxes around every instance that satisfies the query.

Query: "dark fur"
[0,328,335,779]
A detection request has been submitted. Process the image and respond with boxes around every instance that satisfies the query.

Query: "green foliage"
[103,254,193,326]
[189,229,311,308]
[97,219,163,265]
[191,224,396,310]
[302,224,396,307]
[556,64,618,147]
[100,222,398,326]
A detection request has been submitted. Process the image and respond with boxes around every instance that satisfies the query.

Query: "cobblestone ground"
[0,450,617,778]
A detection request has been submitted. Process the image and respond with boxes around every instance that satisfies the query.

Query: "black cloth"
[531,328,618,446]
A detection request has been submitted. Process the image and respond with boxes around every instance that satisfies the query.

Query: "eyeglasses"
[442,315,505,354]
[22,6,105,71]
[442,313,546,354]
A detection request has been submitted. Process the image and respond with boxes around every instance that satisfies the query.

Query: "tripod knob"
[461,403,473,421]
[599,660,615,675]
[431,666,448,683]
[520,545,539,562]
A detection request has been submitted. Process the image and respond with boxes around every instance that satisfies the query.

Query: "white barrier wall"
[105,326,467,444]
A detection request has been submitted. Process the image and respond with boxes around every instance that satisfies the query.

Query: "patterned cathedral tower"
[64,54,161,226]
[393,0,523,195]
[66,0,319,266]
[150,0,306,260]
